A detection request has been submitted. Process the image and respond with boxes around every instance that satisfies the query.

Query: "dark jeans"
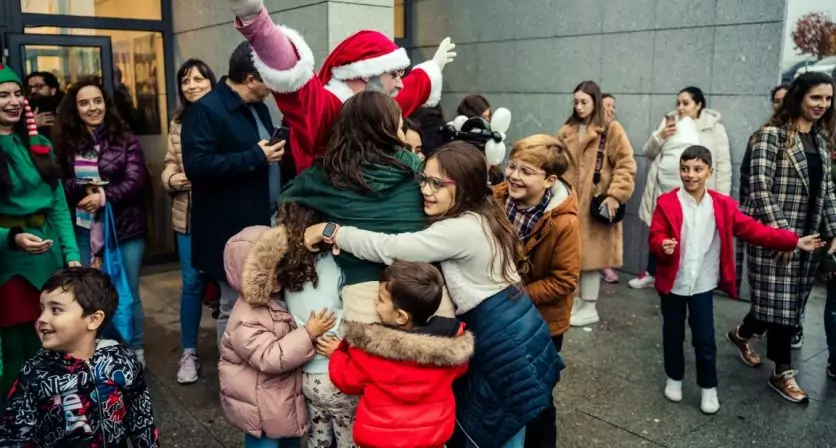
[524,335,563,448]
[738,313,792,367]
[647,252,657,276]
[826,281,836,364]
[660,291,718,388]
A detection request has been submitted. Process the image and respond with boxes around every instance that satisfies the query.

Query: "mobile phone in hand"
[268,126,290,146]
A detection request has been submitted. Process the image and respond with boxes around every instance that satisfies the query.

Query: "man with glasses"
[26,71,64,136]
[228,0,458,174]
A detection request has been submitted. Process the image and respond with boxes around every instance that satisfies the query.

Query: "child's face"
[679,158,712,193]
[37,288,104,355]
[420,157,456,217]
[376,282,409,328]
[505,158,556,206]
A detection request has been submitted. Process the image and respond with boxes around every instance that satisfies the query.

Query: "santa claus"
[230,0,457,174]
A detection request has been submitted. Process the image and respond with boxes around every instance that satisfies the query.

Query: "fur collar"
[343,321,474,367]
[324,78,357,102]
[242,226,289,306]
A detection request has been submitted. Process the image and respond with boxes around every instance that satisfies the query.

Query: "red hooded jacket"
[650,188,799,298]
[329,318,474,448]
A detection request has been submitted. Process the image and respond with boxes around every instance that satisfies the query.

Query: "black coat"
[181,78,274,281]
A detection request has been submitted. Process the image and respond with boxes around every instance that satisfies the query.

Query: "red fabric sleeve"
[732,208,798,251]
[328,344,367,396]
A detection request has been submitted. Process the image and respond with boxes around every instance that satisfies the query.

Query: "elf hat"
[318,30,410,86]
[0,63,50,155]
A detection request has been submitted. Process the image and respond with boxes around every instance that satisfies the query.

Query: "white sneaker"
[664,378,683,402]
[700,388,720,414]
[570,301,599,327]
[628,273,655,289]
[570,296,583,316]
[133,349,146,369]
[177,351,200,384]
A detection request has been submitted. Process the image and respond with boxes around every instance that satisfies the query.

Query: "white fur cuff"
[413,60,443,107]
[251,25,315,93]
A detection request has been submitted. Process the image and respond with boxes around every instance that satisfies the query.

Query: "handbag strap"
[592,122,611,186]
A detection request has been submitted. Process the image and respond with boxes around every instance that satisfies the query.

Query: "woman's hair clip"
[441,108,512,166]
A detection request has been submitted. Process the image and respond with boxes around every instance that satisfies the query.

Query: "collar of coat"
[343,321,474,367]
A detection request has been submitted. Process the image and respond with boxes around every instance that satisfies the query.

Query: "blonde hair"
[509,134,568,177]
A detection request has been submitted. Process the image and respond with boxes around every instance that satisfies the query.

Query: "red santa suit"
[235,8,443,174]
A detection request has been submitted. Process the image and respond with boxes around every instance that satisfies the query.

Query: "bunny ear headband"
[442,107,512,166]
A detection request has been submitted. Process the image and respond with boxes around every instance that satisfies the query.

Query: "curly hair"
[275,202,322,292]
[760,72,835,149]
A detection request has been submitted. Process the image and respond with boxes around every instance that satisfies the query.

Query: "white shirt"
[671,189,721,296]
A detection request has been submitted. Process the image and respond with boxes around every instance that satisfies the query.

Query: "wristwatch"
[322,222,338,244]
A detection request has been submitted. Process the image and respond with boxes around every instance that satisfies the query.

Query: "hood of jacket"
[223,225,280,305]
[343,319,474,367]
[665,108,721,131]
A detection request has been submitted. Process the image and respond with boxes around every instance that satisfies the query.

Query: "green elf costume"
[0,63,80,398]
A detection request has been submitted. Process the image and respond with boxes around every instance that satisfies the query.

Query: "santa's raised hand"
[229,0,262,21]
[433,37,457,72]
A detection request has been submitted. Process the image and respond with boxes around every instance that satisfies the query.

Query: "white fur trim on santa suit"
[331,47,410,81]
[412,60,443,107]
[251,25,315,93]
[324,78,357,102]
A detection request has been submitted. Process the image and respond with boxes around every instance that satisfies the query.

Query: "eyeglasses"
[505,162,545,178]
[417,173,455,192]
[28,83,46,91]
[390,69,405,79]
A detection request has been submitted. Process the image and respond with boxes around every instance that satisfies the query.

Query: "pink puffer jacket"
[218,226,315,439]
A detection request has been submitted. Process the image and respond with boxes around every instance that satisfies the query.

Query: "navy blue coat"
[450,287,563,448]
[181,77,274,281]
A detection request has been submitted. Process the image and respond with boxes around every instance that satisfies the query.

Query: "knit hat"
[0,63,50,155]
[318,30,410,86]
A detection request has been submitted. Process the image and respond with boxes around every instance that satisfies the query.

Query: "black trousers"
[524,335,563,448]
[738,312,793,367]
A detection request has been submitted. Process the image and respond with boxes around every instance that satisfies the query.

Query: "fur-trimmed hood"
[343,320,474,367]
[227,226,289,306]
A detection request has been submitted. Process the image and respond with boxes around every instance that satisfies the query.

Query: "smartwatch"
[322,222,338,242]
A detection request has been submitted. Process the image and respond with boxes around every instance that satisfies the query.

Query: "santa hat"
[318,30,410,86]
[0,63,51,155]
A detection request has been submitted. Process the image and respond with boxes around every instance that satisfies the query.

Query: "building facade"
[2,0,793,276]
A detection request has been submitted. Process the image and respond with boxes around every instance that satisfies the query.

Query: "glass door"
[7,33,114,96]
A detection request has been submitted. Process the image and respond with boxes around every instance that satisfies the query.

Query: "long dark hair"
[763,72,835,147]
[0,86,61,192]
[457,94,491,118]
[275,202,321,292]
[52,78,130,173]
[428,142,528,283]
[173,59,217,123]
[565,80,605,128]
[322,91,412,192]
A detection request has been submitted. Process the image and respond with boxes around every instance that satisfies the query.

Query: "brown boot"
[769,370,809,403]
[726,326,762,367]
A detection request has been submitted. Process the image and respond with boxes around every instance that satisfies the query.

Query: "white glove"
[432,37,457,72]
[230,0,263,21]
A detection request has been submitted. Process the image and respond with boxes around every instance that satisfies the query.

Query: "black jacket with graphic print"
[0,339,159,447]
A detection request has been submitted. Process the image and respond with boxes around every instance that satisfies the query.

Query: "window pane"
[394,0,405,39]
[21,0,162,21]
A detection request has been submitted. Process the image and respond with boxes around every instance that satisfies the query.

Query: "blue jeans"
[76,227,146,350]
[659,291,717,388]
[176,233,203,350]
[826,280,836,364]
[465,428,525,448]
[243,434,300,448]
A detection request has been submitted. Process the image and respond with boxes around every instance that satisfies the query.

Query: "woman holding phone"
[53,77,151,366]
[0,63,80,398]
[631,86,731,290]
[162,59,217,384]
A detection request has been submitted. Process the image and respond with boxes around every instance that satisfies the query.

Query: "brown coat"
[494,180,581,336]
[557,121,636,271]
[161,120,191,233]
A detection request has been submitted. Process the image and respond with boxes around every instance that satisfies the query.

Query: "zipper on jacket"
[87,360,108,448]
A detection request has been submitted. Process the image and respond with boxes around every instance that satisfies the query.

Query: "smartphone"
[664,112,677,125]
[268,126,290,146]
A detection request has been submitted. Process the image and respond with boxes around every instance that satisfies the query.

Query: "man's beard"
[365,76,399,97]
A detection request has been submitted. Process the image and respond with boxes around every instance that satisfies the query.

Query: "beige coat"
[218,226,313,439]
[638,109,731,226]
[558,121,636,271]
[161,120,191,233]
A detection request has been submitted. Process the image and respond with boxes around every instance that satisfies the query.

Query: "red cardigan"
[649,188,799,298]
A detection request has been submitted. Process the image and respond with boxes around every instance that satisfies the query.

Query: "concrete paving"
[138,269,836,447]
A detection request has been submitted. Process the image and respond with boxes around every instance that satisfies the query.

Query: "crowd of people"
[0,0,834,446]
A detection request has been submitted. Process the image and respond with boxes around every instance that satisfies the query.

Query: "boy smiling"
[0,268,159,447]
[649,145,821,415]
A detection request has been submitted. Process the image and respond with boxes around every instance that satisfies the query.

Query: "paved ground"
[138,268,836,447]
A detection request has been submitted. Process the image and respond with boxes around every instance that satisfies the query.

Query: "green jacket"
[0,134,80,289]
[280,149,425,285]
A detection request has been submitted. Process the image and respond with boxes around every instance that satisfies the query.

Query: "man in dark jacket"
[181,41,285,343]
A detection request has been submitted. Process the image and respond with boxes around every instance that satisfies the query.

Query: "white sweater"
[335,212,519,314]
